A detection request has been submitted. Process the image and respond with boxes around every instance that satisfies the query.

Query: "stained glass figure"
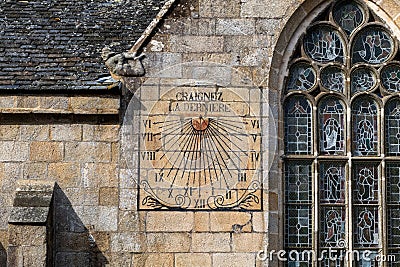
[287,62,316,91]
[354,207,379,247]
[286,205,312,247]
[381,64,400,92]
[333,1,365,35]
[352,98,378,156]
[352,27,394,65]
[385,99,400,155]
[386,163,400,204]
[320,207,345,247]
[285,163,312,203]
[304,26,345,64]
[319,98,345,154]
[320,163,345,204]
[284,97,312,154]
[351,67,376,95]
[320,66,345,92]
[353,165,378,204]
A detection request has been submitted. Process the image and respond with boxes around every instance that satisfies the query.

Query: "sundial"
[122,65,263,210]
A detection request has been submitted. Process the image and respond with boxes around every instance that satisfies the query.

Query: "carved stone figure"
[102,47,145,77]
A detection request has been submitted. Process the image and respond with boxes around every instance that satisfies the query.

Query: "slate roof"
[0,0,167,92]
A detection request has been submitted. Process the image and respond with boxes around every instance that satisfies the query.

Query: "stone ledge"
[9,180,55,225]
[0,95,120,115]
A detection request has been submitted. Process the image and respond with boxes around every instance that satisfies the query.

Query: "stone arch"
[266,0,400,258]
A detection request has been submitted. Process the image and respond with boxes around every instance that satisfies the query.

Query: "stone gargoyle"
[102,47,145,77]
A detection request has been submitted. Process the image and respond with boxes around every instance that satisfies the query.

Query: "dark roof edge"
[129,0,178,53]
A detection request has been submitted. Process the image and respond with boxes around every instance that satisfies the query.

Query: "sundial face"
[119,60,269,211]
[133,84,262,210]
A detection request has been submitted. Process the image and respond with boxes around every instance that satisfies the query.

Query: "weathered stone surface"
[146,212,194,232]
[48,163,81,188]
[210,212,252,232]
[0,142,29,162]
[216,19,255,35]
[213,253,256,267]
[146,233,191,252]
[20,125,49,141]
[199,0,241,18]
[8,225,46,246]
[170,36,224,53]
[50,125,82,141]
[175,253,212,267]
[232,233,265,252]
[99,187,118,206]
[30,141,63,162]
[133,253,174,267]
[241,0,298,18]
[65,142,111,163]
[192,233,231,252]
[0,125,19,141]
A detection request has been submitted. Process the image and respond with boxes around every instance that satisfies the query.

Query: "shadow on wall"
[53,184,108,266]
[0,242,6,266]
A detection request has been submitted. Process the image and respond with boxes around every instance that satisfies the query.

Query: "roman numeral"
[155,172,164,182]
[141,133,154,141]
[238,172,247,182]
[194,198,206,208]
[250,151,260,162]
[143,119,152,128]
[251,119,260,129]
[141,151,156,160]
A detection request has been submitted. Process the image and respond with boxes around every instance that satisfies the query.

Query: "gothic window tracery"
[283,1,400,265]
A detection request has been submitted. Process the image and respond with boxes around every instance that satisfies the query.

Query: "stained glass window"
[287,62,317,91]
[303,25,345,64]
[285,162,312,248]
[381,64,400,93]
[385,98,400,156]
[352,97,378,156]
[318,98,345,155]
[320,65,345,92]
[284,96,312,154]
[352,26,394,65]
[351,67,376,95]
[320,163,346,204]
[284,1,400,265]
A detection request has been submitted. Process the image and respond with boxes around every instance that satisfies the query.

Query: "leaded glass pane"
[320,207,346,248]
[354,251,380,267]
[333,1,365,36]
[352,27,394,65]
[304,26,345,64]
[353,207,379,248]
[388,252,400,266]
[320,66,345,92]
[288,252,312,267]
[284,96,312,154]
[287,62,317,91]
[319,98,345,155]
[353,164,379,204]
[285,205,312,248]
[351,67,376,95]
[352,98,378,156]
[381,64,400,93]
[319,255,345,267]
[320,163,346,204]
[285,162,312,203]
[385,99,400,155]
[388,209,400,247]
[386,162,400,203]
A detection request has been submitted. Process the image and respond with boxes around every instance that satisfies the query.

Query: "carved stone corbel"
[101,47,145,78]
